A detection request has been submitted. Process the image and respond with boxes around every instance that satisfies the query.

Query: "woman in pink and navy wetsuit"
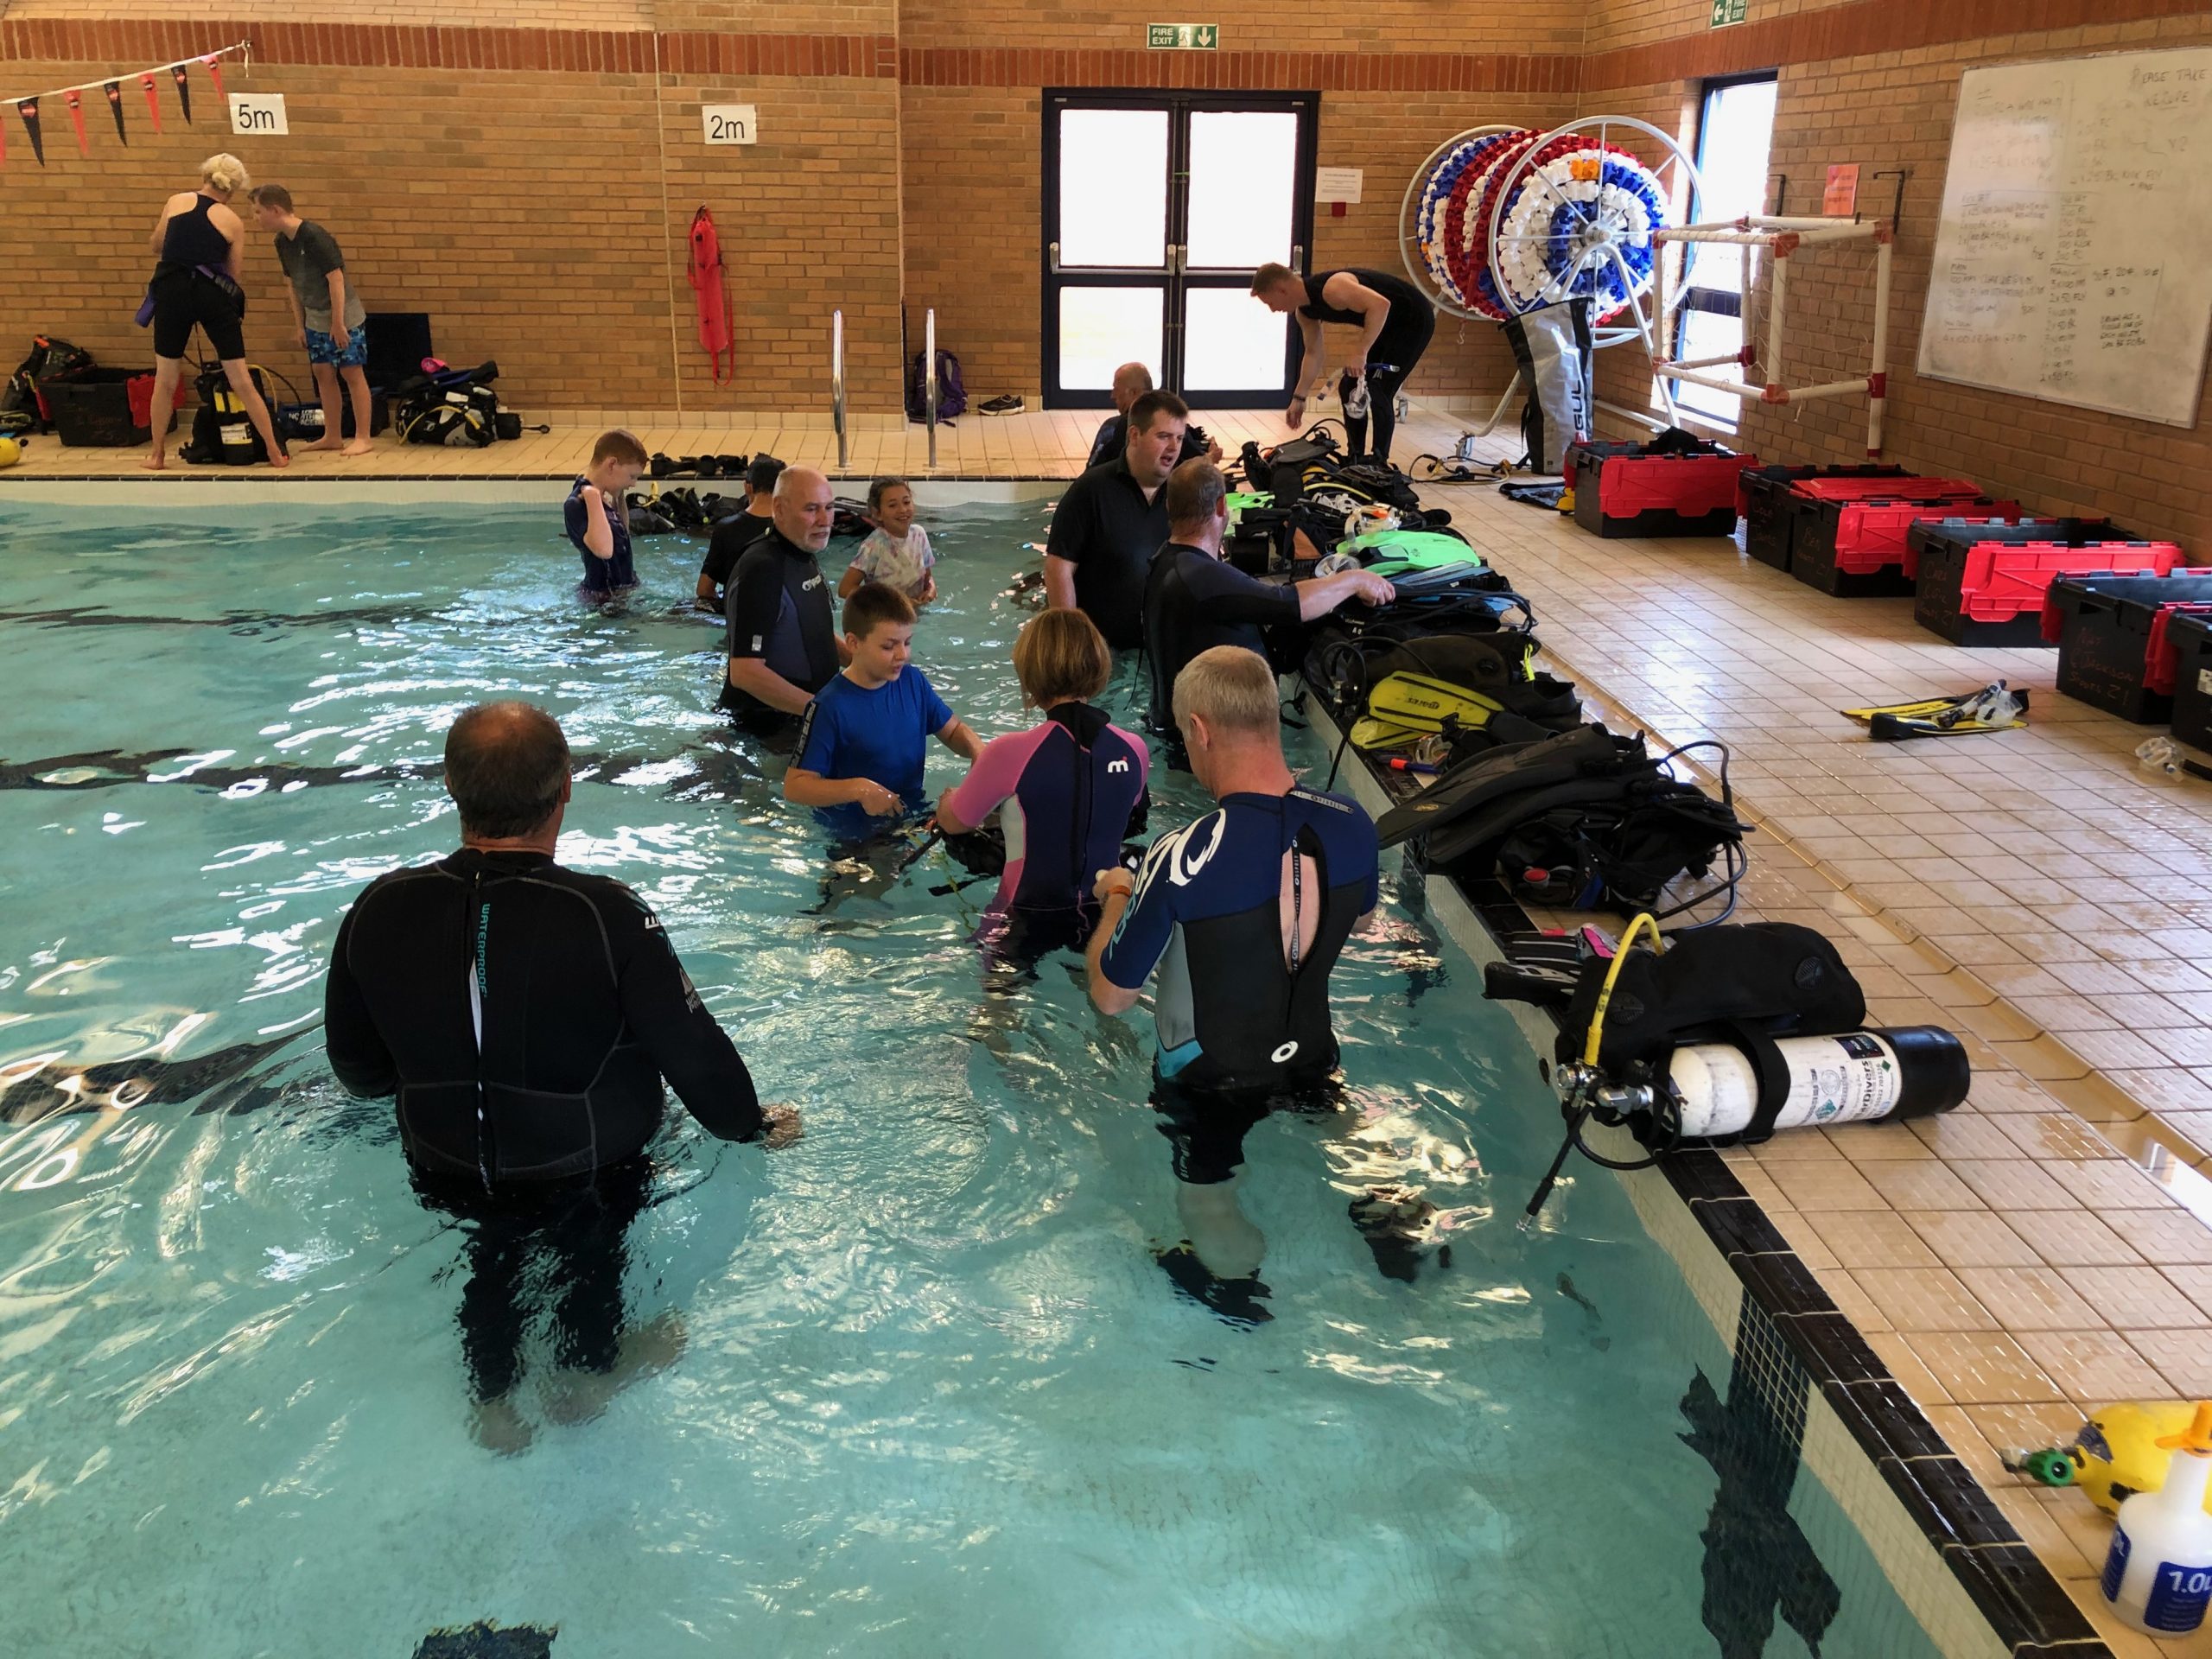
[937,609,1150,961]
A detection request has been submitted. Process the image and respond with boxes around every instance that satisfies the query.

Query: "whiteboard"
[1917,47,2212,428]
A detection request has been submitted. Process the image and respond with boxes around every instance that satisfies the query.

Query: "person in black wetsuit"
[1085,363,1221,471]
[1141,458,1395,741]
[324,701,799,1452]
[1252,262,1436,465]
[142,154,286,472]
[720,464,848,741]
[696,453,783,608]
[1085,646,1379,1298]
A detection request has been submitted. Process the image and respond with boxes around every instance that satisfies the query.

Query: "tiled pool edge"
[1306,696,2113,1659]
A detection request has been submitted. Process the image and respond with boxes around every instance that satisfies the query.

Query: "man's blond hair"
[1173,645,1279,736]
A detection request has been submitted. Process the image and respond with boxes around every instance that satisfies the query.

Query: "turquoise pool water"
[0,502,1947,1657]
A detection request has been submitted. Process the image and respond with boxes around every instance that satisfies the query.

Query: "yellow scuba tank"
[2021,1402,2212,1516]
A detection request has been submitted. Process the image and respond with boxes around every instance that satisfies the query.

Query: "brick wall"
[1582,3,2212,548]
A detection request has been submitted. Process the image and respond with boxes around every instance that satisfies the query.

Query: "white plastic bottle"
[2102,1401,2212,1635]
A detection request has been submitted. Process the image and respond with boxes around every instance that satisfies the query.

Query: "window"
[1670,73,1777,427]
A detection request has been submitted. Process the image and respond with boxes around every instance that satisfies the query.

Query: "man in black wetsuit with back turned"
[324,701,798,1453]
[721,464,847,740]
[1253,262,1436,465]
[696,453,783,608]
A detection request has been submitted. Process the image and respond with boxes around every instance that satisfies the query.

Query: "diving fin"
[1865,681,2029,742]
[1843,681,2029,725]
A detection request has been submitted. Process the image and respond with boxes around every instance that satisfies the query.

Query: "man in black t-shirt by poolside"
[1045,389,1186,650]
[721,464,847,738]
[696,454,784,608]
[1085,363,1222,472]
[1142,458,1395,738]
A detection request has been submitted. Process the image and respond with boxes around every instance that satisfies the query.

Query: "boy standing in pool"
[566,429,647,600]
[785,582,982,841]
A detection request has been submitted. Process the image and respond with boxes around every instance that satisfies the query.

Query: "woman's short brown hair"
[1013,608,1111,706]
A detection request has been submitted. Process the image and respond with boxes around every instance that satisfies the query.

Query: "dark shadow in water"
[1678,1299,1842,1659]
[1,1033,302,1127]
[0,741,762,800]
[413,1622,557,1659]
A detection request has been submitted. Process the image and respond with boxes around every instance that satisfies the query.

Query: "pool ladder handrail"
[831,308,848,474]
[925,308,938,472]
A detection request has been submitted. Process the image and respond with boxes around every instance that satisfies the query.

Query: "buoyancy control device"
[1485,918,1970,1220]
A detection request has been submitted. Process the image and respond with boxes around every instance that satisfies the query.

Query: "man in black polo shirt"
[1142,459,1394,734]
[720,465,846,738]
[1085,363,1223,471]
[1045,389,1186,650]
[696,453,783,608]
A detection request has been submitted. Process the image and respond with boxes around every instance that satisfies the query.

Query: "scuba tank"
[1661,1028,1969,1138]
[2102,1401,2212,1635]
[2021,1402,2212,1516]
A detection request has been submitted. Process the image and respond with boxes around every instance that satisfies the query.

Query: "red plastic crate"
[1596,452,1750,524]
[1841,504,2021,579]
[1961,543,2185,621]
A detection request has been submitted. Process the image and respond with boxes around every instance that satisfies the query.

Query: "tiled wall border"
[1305,692,2113,1659]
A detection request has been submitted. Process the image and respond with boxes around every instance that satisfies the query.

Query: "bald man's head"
[444,702,570,838]
[1111,362,1154,415]
[772,464,836,552]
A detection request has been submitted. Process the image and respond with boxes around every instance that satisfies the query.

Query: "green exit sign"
[1709,0,1747,24]
[1147,22,1218,48]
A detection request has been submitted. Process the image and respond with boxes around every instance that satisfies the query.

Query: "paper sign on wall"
[228,93,287,136]
[702,105,758,145]
[1823,163,1859,215]
[1316,168,1363,203]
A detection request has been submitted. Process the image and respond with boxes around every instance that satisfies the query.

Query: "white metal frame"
[1651,214,1896,455]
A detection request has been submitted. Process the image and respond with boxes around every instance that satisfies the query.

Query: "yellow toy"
[0,435,21,468]
[2021,1402,2212,1516]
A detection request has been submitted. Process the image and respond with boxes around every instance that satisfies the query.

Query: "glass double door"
[1043,92,1318,409]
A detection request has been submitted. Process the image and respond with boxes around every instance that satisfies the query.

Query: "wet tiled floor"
[15,398,2212,1651]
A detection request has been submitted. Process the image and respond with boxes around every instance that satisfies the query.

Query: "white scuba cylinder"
[1662,1027,1968,1139]
[2104,1403,2212,1636]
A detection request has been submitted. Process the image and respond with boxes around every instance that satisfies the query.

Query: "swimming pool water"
[0,502,1948,1658]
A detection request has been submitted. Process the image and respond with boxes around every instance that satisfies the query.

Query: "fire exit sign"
[1147,23,1218,48]
[1709,0,1747,25]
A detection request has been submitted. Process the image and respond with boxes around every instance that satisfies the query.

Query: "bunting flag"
[1,42,245,162]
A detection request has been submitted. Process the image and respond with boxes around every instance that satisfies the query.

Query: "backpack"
[179,364,286,465]
[906,349,966,423]
[391,362,502,447]
[5,335,96,430]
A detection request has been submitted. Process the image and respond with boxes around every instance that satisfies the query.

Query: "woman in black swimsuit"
[142,154,285,471]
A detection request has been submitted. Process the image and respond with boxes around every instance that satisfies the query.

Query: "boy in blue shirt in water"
[563,429,647,600]
[785,582,982,841]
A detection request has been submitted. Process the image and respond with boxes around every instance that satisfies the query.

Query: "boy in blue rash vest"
[784,581,983,842]
[1084,645,1378,1285]
[564,429,647,600]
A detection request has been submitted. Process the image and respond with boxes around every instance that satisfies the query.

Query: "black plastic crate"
[2171,612,2212,753]
[45,368,168,446]
[2048,573,2212,723]
[1738,463,1906,573]
[363,312,433,388]
[1910,518,2148,646]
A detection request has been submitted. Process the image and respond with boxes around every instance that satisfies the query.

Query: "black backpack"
[180,364,283,465]
[906,349,966,423]
[5,335,96,431]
